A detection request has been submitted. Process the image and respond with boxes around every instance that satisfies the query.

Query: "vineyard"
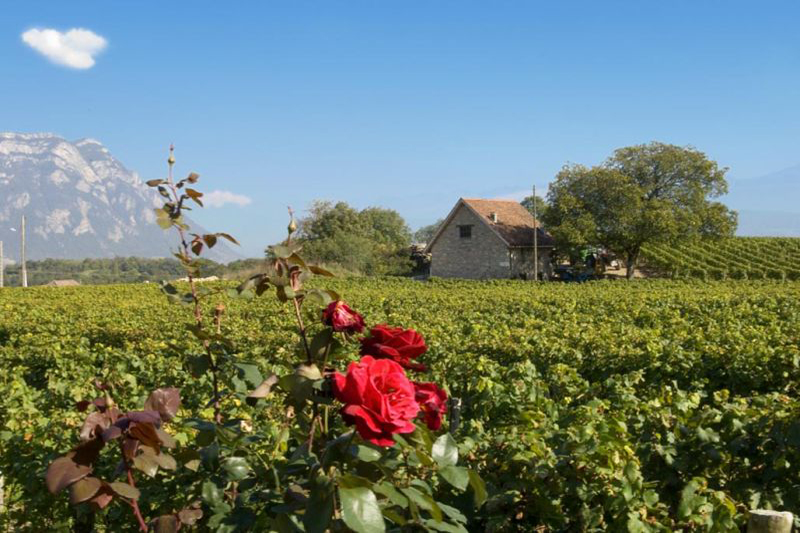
[1,278,799,530]
[642,236,800,280]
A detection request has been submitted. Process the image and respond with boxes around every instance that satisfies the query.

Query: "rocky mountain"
[724,164,800,237]
[0,132,240,263]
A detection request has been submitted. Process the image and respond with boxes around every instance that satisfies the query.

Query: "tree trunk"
[625,249,639,280]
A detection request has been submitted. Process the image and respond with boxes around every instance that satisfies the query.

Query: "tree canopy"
[298,200,412,275]
[520,194,548,223]
[543,142,737,278]
[413,219,444,245]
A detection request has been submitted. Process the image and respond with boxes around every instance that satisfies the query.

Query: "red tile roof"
[462,198,554,247]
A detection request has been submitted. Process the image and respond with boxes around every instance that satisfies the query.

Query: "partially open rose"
[333,356,419,446]
[322,300,365,334]
[414,382,448,431]
[359,325,427,371]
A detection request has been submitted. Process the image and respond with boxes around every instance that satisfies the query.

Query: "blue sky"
[2,1,799,255]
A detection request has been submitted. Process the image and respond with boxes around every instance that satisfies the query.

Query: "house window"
[458,225,473,239]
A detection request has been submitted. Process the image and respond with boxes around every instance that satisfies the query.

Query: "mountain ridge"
[0,132,241,263]
[724,164,800,237]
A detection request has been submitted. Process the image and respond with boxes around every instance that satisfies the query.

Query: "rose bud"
[322,300,365,334]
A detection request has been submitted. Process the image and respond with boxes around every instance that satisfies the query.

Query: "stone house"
[424,198,554,279]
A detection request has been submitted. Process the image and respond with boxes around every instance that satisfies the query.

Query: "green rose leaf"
[234,362,263,388]
[222,457,251,481]
[439,465,469,491]
[350,444,382,463]
[303,475,335,533]
[467,469,487,508]
[432,433,458,467]
[202,481,224,508]
[400,486,443,522]
[338,486,385,533]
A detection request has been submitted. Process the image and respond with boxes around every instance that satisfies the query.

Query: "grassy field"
[1,278,798,530]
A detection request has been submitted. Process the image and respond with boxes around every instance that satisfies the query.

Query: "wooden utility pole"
[21,215,27,288]
[0,240,4,288]
[533,185,538,281]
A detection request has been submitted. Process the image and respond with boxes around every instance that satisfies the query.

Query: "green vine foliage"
[37,148,483,532]
[1,155,799,531]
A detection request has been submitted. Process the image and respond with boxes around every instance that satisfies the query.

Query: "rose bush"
[359,324,428,371]
[39,149,483,532]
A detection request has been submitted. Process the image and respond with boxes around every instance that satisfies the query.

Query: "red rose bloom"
[333,356,420,446]
[359,325,427,371]
[414,382,448,431]
[322,300,365,334]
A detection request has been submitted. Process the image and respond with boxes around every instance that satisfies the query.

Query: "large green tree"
[298,200,412,275]
[543,142,737,279]
[520,194,548,223]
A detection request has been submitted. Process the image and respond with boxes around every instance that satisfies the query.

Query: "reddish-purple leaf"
[156,428,177,449]
[218,232,239,245]
[69,477,102,505]
[144,388,181,422]
[133,447,160,477]
[309,265,335,277]
[177,507,203,525]
[88,483,114,510]
[122,436,139,461]
[92,397,109,412]
[72,437,105,466]
[126,410,163,426]
[202,234,217,248]
[153,515,179,533]
[129,422,162,450]
[110,481,140,500]
[102,425,123,442]
[80,412,111,442]
[46,457,91,494]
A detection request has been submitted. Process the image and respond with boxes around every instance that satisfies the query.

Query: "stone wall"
[429,205,511,279]
[510,247,554,279]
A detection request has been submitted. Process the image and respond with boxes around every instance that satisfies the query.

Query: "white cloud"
[204,190,253,208]
[22,28,107,69]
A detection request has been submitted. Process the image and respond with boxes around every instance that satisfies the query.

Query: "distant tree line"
[1,257,229,286]
[296,200,413,275]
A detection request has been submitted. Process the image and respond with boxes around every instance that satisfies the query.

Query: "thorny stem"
[306,336,334,450]
[292,297,313,365]
[166,146,222,424]
[320,337,333,371]
[307,402,319,451]
[126,469,148,532]
[118,441,148,532]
